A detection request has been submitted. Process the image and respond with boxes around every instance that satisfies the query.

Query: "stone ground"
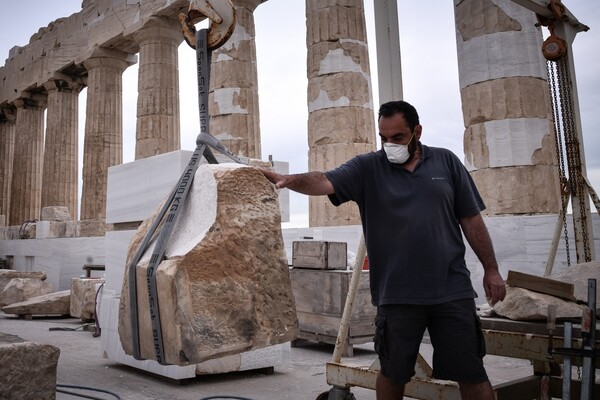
[1,312,539,400]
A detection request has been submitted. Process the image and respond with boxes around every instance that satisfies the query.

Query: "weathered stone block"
[70,278,104,321]
[0,270,46,292]
[118,164,298,366]
[0,333,60,400]
[0,278,53,307]
[292,241,347,270]
[41,206,71,221]
[493,286,585,321]
[2,290,71,316]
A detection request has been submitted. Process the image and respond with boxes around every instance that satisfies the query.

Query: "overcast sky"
[1,1,598,227]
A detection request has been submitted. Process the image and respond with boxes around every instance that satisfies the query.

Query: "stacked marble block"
[100,150,291,379]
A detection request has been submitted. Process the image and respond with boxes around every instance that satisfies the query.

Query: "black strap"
[127,28,245,364]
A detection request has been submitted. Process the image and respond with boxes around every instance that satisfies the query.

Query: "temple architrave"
[0,0,562,231]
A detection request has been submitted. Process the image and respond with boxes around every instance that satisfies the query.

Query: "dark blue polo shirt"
[324,144,485,306]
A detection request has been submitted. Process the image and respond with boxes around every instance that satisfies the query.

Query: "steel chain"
[557,53,592,262]
[547,59,571,266]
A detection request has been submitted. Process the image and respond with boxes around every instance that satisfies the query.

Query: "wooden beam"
[506,270,575,301]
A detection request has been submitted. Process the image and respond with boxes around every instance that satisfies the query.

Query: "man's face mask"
[383,133,415,164]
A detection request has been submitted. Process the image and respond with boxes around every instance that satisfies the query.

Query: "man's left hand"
[483,270,506,306]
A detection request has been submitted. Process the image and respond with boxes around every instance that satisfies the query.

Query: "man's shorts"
[373,298,488,385]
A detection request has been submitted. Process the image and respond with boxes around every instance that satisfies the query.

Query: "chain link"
[547,59,571,266]
[547,50,593,264]
[558,53,592,262]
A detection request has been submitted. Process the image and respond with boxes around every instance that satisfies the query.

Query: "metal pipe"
[563,321,572,399]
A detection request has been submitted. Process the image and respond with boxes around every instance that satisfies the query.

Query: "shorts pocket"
[374,314,387,358]
[473,312,486,358]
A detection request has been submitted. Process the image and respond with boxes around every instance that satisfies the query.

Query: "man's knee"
[458,380,494,400]
[376,373,405,400]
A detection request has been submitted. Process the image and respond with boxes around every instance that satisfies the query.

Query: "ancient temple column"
[0,108,16,226]
[454,0,560,215]
[209,0,263,159]
[9,96,47,226]
[81,50,135,221]
[133,17,183,159]
[306,0,376,227]
[42,78,83,221]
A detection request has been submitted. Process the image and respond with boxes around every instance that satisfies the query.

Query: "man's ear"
[414,124,423,140]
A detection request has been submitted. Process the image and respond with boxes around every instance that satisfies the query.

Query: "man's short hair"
[378,101,420,132]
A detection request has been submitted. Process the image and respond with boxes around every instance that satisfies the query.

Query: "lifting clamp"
[178,0,236,50]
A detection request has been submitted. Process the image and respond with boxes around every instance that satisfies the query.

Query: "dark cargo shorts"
[373,298,488,385]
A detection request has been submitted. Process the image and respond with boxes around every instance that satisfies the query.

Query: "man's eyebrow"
[379,132,406,139]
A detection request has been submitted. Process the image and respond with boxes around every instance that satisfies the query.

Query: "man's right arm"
[259,169,335,196]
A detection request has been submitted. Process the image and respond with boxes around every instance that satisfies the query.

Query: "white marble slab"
[483,118,550,167]
[455,0,546,90]
[0,237,105,291]
[104,230,137,293]
[99,289,289,380]
[106,150,195,224]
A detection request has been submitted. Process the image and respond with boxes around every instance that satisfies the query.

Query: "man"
[260,100,506,400]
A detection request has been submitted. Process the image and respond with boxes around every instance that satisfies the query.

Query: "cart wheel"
[315,391,357,400]
[316,392,329,400]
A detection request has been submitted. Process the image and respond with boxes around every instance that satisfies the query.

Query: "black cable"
[56,383,121,400]
[93,281,105,337]
[199,397,255,400]
[56,387,109,400]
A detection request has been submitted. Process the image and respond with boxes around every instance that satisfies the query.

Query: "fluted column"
[81,50,135,221]
[133,17,183,159]
[306,0,376,227]
[209,0,263,159]
[0,108,16,226]
[454,0,560,215]
[10,96,47,226]
[42,78,84,220]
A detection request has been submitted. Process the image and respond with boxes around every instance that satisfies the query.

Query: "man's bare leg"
[458,380,494,400]
[376,372,405,400]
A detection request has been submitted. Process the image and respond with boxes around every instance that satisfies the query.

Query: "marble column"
[42,78,83,221]
[9,96,47,226]
[133,17,183,160]
[209,0,263,159]
[0,108,16,226]
[454,0,560,215]
[306,0,376,227]
[81,50,135,221]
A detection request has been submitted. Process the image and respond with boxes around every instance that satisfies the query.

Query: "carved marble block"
[118,164,298,365]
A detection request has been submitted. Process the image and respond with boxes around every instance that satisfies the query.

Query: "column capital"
[13,93,47,110]
[81,48,137,72]
[0,106,16,123]
[43,76,85,94]
[133,16,184,47]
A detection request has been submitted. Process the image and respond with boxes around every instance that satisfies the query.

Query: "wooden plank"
[506,270,575,301]
[292,241,347,270]
[481,316,591,338]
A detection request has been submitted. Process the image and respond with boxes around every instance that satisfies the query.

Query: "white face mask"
[383,143,411,164]
[383,133,415,164]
